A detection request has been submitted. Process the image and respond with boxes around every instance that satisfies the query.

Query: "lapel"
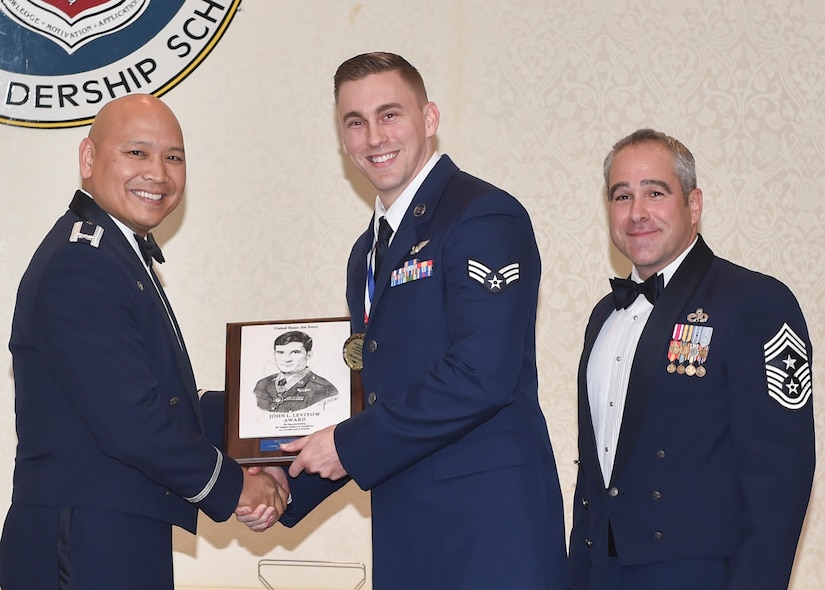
[369,156,459,313]
[577,295,615,472]
[68,191,201,419]
[609,235,715,482]
[349,222,373,333]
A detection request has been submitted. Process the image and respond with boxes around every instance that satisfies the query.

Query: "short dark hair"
[334,52,428,106]
[274,330,312,352]
[603,128,697,202]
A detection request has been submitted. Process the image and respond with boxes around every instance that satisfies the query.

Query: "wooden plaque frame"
[224,317,363,464]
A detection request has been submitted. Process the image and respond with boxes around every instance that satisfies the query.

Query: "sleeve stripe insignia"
[467,259,520,294]
[68,220,103,248]
[763,322,812,410]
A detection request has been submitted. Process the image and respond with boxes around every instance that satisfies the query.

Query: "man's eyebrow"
[608,180,629,198]
[640,178,673,193]
[608,178,673,198]
[342,102,404,122]
[122,140,185,154]
[374,102,403,113]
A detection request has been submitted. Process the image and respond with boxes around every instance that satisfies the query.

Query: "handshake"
[235,465,291,532]
[232,425,348,532]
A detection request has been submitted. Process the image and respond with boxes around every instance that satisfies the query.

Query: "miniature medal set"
[667,308,712,377]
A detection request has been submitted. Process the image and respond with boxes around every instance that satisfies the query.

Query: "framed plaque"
[224,317,363,465]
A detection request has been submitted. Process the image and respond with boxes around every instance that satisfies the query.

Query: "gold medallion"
[685,364,696,376]
[667,363,676,374]
[676,364,686,375]
[696,365,707,378]
[342,333,365,371]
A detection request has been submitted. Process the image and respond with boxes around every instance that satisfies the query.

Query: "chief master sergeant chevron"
[570,128,815,590]
[0,94,288,590]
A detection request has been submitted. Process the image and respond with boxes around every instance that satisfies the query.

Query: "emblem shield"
[0,0,150,54]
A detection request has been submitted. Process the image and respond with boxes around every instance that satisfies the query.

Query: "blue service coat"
[283,156,569,589]
[570,235,815,590]
[0,191,243,587]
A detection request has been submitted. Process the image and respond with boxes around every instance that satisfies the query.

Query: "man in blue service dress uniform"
[570,128,815,590]
[237,53,570,590]
[0,94,288,590]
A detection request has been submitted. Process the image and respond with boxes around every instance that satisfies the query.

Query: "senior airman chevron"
[467,259,520,294]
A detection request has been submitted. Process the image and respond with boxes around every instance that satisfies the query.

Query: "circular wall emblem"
[0,0,241,128]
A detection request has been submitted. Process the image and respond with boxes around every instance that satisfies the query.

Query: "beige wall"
[1,1,823,588]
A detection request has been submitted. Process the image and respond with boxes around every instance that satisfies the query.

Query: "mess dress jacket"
[570,235,815,590]
[282,156,570,590]
[3,192,242,534]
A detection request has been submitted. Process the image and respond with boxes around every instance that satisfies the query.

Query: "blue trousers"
[0,504,173,590]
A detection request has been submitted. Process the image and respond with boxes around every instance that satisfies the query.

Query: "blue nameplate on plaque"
[260,438,296,452]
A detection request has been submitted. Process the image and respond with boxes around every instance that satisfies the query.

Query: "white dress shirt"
[587,238,697,486]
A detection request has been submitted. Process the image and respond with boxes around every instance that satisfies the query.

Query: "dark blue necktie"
[374,216,393,277]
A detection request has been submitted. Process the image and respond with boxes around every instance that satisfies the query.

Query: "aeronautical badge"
[409,240,430,255]
[763,323,812,410]
[467,259,520,294]
[68,221,103,248]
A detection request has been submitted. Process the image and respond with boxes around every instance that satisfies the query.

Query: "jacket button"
[585,538,593,547]
[652,490,662,500]
[581,498,589,508]
[653,531,663,540]
[168,397,179,406]
[607,486,619,497]
[368,392,377,405]
[656,450,666,459]
[164,490,173,496]
[367,340,378,352]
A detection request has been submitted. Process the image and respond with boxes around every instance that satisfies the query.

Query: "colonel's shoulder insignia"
[467,259,520,294]
[764,322,812,410]
[68,220,103,248]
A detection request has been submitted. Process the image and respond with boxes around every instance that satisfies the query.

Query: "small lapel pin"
[413,204,426,217]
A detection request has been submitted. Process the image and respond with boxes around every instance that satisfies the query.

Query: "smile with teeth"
[133,189,163,201]
[368,152,398,164]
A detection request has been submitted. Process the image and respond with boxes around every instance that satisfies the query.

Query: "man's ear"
[79,137,94,180]
[423,101,440,140]
[688,188,703,226]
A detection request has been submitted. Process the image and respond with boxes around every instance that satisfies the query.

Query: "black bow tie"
[135,232,165,266]
[609,273,664,310]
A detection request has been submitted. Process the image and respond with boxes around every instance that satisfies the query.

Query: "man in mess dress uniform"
[570,128,815,590]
